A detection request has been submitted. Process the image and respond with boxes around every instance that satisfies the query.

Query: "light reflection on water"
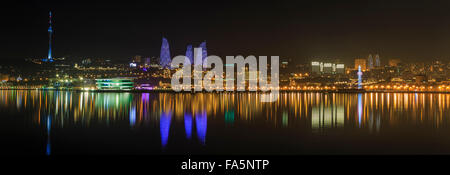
[1,90,450,154]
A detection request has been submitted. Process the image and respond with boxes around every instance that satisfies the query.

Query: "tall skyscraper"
[44,11,54,62]
[194,47,202,66]
[193,41,207,66]
[323,63,333,74]
[367,54,373,69]
[311,62,320,74]
[185,45,193,65]
[336,64,345,74]
[375,54,380,67]
[159,37,171,68]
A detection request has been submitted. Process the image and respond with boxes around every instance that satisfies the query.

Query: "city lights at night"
[1,0,450,174]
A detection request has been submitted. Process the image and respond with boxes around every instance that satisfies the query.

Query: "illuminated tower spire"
[357,65,363,89]
[47,11,53,62]
[185,44,193,65]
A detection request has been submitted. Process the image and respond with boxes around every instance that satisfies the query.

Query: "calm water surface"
[1,90,450,155]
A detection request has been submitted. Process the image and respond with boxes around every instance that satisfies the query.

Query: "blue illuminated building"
[159,37,171,68]
[193,41,207,67]
[194,46,203,66]
[200,41,207,63]
[185,45,193,65]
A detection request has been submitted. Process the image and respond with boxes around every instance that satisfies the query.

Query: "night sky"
[2,0,450,65]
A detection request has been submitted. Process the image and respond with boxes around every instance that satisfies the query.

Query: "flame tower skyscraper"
[367,54,373,69]
[185,44,193,65]
[200,41,207,63]
[159,37,171,68]
[375,54,380,67]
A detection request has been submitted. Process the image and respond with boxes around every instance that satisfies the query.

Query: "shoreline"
[0,88,449,94]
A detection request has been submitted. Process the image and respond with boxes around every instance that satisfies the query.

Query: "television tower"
[46,11,53,62]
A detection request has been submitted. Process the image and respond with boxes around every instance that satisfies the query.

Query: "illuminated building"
[357,66,363,89]
[95,78,134,90]
[159,37,171,68]
[311,61,345,74]
[391,77,404,82]
[415,74,427,83]
[354,59,367,70]
[200,41,207,63]
[82,58,92,65]
[323,63,333,74]
[135,84,153,90]
[0,74,9,82]
[311,61,320,74]
[281,61,289,69]
[336,64,345,74]
[375,54,380,67]
[194,47,203,66]
[224,63,235,90]
[192,41,208,67]
[185,44,193,65]
[143,57,151,68]
[367,54,373,69]
[388,59,401,67]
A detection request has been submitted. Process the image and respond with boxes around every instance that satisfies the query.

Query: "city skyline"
[1,1,450,171]
[2,1,450,65]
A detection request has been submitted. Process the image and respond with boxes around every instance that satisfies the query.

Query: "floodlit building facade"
[96,78,134,90]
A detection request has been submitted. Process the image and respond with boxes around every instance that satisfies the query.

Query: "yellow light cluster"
[281,86,337,91]
[364,84,450,92]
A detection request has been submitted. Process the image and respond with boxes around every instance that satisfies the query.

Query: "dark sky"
[2,0,450,64]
